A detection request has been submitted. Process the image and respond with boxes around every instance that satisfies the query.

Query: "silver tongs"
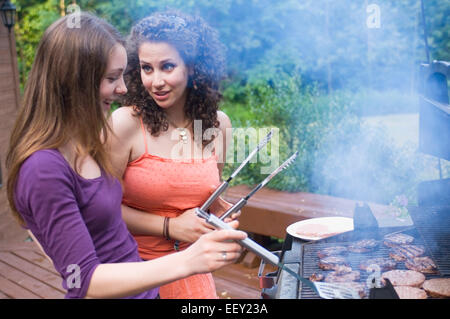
[195,150,299,269]
[219,151,299,220]
[196,207,281,266]
[200,129,274,212]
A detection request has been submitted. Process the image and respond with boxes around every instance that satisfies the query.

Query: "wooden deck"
[0,241,65,299]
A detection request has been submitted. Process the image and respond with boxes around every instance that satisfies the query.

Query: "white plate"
[286,217,354,241]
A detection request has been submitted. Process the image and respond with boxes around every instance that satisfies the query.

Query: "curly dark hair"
[122,11,226,144]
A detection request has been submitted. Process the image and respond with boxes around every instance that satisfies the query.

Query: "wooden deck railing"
[222,185,406,239]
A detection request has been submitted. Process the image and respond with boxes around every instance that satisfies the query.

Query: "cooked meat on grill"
[334,265,353,275]
[318,256,350,271]
[381,270,425,287]
[383,233,414,248]
[393,286,428,299]
[309,272,324,282]
[389,245,425,261]
[422,278,450,298]
[348,239,379,253]
[405,256,438,274]
[359,257,397,272]
[324,270,360,283]
[317,246,348,259]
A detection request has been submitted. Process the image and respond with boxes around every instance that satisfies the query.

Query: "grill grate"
[298,228,443,299]
[409,206,450,275]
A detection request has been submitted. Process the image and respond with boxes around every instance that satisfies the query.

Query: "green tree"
[13,0,60,91]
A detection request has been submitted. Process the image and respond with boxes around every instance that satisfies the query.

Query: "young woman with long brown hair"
[109,11,239,299]
[6,12,245,299]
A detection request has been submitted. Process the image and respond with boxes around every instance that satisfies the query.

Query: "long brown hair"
[122,11,226,144]
[6,12,125,225]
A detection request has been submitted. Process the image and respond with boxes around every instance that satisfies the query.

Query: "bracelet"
[163,216,171,240]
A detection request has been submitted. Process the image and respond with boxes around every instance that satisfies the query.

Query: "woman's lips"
[152,91,170,101]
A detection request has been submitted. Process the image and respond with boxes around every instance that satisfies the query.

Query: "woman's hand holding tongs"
[170,206,240,243]
[170,208,215,243]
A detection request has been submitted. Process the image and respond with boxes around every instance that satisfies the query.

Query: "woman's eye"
[162,63,175,71]
[108,77,118,82]
[141,65,152,73]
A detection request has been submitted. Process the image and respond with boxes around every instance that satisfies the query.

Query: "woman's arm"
[108,106,139,178]
[122,204,216,243]
[120,204,164,236]
[86,228,245,299]
[108,108,168,237]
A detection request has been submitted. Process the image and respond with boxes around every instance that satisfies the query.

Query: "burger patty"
[318,256,350,272]
[324,270,361,283]
[383,233,414,248]
[317,246,348,259]
[405,256,438,274]
[381,270,425,287]
[389,244,425,261]
[422,278,450,298]
[359,257,397,272]
[394,286,428,299]
[348,239,379,253]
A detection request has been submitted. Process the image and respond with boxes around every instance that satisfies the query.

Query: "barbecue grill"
[263,204,450,299]
[261,59,450,299]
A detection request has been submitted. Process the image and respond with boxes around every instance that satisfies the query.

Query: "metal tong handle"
[200,129,274,212]
[219,151,299,220]
[196,208,280,266]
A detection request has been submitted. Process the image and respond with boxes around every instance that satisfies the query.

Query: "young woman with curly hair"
[7,12,245,299]
[109,11,239,299]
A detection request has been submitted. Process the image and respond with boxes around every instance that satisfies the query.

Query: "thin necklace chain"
[166,117,192,130]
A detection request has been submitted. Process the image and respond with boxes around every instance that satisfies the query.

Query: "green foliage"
[425,0,450,61]
[14,0,450,93]
[13,0,60,91]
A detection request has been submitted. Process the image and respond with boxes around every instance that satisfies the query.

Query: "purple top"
[14,149,159,299]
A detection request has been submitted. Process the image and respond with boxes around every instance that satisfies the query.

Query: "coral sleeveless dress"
[122,118,220,299]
